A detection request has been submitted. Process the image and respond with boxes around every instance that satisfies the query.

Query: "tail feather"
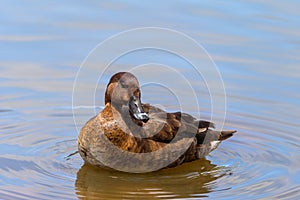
[219,130,237,141]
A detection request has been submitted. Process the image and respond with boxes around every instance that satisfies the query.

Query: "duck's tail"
[219,130,237,141]
[196,128,236,145]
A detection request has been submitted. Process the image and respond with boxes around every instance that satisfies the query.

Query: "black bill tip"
[133,113,149,123]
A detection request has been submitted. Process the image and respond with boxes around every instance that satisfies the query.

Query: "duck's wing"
[142,104,215,144]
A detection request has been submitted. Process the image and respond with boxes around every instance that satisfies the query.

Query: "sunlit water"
[1,1,300,199]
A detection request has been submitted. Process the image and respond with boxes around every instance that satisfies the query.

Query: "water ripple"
[1,104,299,199]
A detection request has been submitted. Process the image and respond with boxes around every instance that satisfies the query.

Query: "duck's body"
[78,72,236,172]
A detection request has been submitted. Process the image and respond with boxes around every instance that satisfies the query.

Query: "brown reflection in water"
[75,159,226,199]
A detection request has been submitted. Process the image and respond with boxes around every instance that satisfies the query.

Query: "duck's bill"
[133,113,149,122]
[129,96,149,123]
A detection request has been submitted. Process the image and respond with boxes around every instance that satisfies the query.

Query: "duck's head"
[105,72,149,123]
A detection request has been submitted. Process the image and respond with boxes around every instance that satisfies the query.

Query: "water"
[1,1,300,199]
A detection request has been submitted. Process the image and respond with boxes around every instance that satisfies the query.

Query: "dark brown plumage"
[78,72,236,172]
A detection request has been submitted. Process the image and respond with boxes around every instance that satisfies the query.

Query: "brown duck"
[78,72,236,173]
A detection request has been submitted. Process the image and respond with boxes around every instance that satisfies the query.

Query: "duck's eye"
[120,81,128,88]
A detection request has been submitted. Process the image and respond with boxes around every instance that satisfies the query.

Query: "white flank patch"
[198,128,207,133]
[210,141,221,151]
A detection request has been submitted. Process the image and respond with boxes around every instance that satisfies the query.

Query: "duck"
[78,72,236,173]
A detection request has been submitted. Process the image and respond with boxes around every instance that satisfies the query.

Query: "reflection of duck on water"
[75,159,229,199]
[78,72,236,172]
